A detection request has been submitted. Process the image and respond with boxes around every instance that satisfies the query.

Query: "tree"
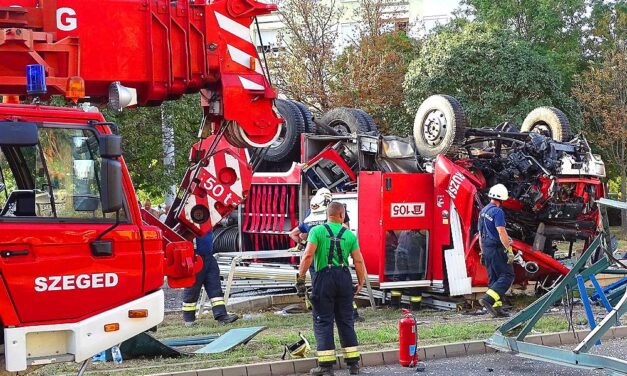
[331,32,417,135]
[573,47,627,229]
[329,0,419,134]
[459,0,588,88]
[103,94,201,201]
[270,0,341,112]
[403,24,579,131]
[585,1,627,59]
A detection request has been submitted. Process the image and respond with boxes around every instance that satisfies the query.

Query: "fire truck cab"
[0,104,168,371]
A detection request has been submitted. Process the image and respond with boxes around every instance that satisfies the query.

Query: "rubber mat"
[105,332,182,361]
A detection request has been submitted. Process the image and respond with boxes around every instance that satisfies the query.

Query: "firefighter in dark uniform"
[478,184,515,318]
[182,231,238,325]
[296,202,366,376]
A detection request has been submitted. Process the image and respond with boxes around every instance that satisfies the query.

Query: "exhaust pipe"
[514,251,539,275]
[524,261,539,274]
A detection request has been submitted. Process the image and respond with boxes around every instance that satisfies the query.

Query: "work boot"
[216,313,239,325]
[349,363,360,375]
[309,365,334,376]
[495,308,510,318]
[479,298,499,318]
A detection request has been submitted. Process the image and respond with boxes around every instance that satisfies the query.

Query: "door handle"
[90,240,113,257]
[0,250,29,258]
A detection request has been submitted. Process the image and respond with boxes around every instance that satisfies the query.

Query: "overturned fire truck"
[231,95,606,298]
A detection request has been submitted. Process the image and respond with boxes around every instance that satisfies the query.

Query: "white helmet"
[315,188,332,201]
[488,184,509,201]
[310,188,332,213]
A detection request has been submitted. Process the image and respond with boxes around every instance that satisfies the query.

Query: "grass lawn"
[35,296,590,376]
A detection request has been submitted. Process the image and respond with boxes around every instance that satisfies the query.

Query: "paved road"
[355,338,626,376]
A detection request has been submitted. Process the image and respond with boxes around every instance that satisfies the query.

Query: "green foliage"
[585,0,627,58]
[331,31,419,135]
[403,24,580,130]
[460,0,588,88]
[102,94,202,200]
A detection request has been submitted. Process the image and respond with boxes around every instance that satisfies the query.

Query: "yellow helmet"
[282,333,311,360]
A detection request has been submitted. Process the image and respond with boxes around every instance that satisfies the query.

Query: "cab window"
[0,126,126,221]
[384,229,429,281]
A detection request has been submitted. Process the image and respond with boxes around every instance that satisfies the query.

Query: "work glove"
[295,274,307,297]
[506,246,515,265]
[479,252,486,266]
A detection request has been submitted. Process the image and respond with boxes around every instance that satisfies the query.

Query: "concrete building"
[254,0,459,52]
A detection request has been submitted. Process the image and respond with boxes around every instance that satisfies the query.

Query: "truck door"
[0,123,144,324]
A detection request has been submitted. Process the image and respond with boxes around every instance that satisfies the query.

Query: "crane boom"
[0,0,282,146]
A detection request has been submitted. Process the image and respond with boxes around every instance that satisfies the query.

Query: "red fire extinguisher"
[399,309,418,367]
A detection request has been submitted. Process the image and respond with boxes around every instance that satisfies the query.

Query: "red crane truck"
[0,0,281,372]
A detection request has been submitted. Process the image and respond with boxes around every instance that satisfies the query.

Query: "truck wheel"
[263,99,305,162]
[413,95,467,158]
[521,107,572,141]
[351,108,379,133]
[291,101,317,134]
[320,108,370,135]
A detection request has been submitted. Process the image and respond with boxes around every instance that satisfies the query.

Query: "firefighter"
[478,184,515,318]
[289,189,363,322]
[296,202,366,376]
[181,231,239,326]
[289,189,343,248]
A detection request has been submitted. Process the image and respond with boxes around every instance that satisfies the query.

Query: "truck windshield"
[0,126,126,221]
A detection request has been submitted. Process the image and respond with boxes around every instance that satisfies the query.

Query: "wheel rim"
[530,122,553,138]
[422,109,448,147]
[270,124,287,149]
[330,121,351,135]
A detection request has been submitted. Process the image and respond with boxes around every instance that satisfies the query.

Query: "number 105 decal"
[391,202,426,218]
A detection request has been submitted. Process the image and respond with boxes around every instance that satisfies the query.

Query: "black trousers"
[310,267,359,366]
[483,241,515,306]
[182,253,227,321]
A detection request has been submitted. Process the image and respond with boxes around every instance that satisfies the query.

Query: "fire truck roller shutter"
[291,101,317,134]
[413,95,467,158]
[263,99,306,163]
[521,107,572,142]
[319,108,372,135]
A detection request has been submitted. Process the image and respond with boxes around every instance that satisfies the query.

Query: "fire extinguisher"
[399,309,418,367]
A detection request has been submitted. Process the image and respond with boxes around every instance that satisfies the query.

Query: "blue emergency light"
[26,64,47,96]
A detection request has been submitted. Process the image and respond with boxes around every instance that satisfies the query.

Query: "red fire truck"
[237,96,606,301]
[0,0,280,372]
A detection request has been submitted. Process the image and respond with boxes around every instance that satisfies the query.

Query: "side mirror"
[99,134,122,159]
[100,159,123,213]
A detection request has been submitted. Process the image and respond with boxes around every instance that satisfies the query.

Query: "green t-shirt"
[307,222,359,272]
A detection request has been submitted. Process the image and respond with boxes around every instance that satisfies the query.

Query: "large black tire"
[263,99,305,162]
[351,108,379,133]
[291,101,317,134]
[521,107,572,141]
[413,95,467,158]
[320,107,370,135]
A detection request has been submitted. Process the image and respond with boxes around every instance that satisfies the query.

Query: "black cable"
[255,17,273,86]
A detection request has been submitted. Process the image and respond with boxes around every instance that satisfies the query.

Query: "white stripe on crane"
[184,195,201,230]
[214,11,253,43]
[227,45,264,75]
[238,76,265,91]
[224,153,243,196]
